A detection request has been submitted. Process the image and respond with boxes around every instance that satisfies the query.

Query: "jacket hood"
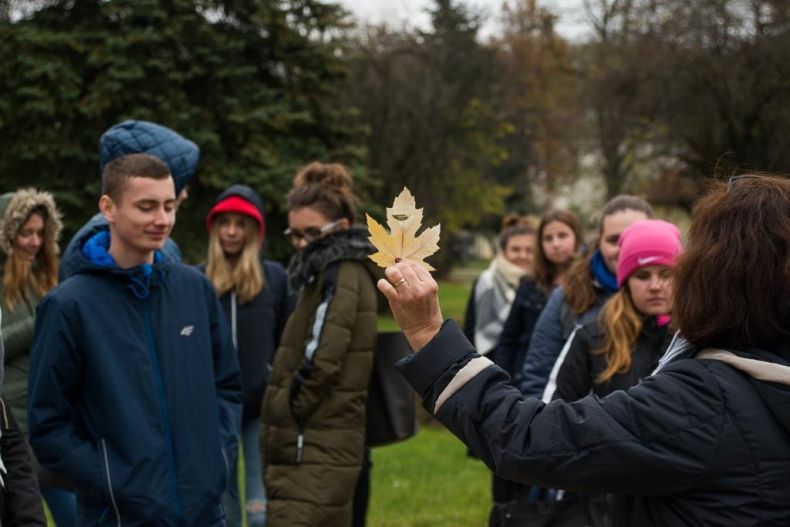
[0,188,63,258]
[287,227,380,293]
[69,230,168,299]
[99,120,200,195]
[697,343,790,435]
[60,214,107,280]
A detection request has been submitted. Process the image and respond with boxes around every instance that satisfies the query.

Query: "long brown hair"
[673,175,790,348]
[594,287,643,383]
[533,209,584,289]
[565,195,653,315]
[2,194,60,309]
[205,215,264,304]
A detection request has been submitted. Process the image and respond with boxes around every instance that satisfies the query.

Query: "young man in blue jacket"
[28,153,243,526]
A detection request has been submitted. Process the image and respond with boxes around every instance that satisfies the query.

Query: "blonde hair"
[593,287,643,383]
[205,214,264,304]
[3,208,58,309]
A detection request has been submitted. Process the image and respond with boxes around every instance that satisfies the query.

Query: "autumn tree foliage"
[493,0,583,207]
[580,0,790,202]
[343,1,510,236]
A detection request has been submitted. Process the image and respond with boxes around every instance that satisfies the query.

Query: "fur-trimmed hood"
[0,188,63,258]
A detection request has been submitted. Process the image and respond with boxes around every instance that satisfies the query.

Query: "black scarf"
[287,228,374,293]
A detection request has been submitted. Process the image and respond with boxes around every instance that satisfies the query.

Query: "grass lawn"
[377,271,475,331]
[368,425,492,527]
[370,266,493,526]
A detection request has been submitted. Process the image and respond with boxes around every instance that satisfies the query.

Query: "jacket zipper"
[231,291,238,349]
[101,439,122,526]
[142,299,184,525]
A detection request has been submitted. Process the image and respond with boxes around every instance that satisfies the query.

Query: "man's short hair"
[102,153,172,203]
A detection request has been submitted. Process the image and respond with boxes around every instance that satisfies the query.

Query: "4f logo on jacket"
[180,325,194,336]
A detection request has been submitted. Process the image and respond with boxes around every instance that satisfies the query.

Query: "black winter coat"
[553,317,672,401]
[0,398,46,526]
[491,279,550,388]
[215,261,288,420]
[397,321,790,526]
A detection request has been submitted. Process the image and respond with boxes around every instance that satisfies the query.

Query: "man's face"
[101,176,176,264]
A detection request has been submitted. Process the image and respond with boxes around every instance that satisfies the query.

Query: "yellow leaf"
[366,187,441,271]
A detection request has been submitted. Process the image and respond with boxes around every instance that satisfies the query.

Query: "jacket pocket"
[100,438,122,525]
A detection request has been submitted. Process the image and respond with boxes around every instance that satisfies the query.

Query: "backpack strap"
[288,261,341,463]
[559,300,576,342]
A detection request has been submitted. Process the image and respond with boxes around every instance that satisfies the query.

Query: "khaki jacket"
[262,257,379,527]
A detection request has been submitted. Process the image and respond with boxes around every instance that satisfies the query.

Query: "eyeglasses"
[726,174,763,191]
[283,219,342,244]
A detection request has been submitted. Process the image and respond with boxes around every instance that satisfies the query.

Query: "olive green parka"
[261,229,380,527]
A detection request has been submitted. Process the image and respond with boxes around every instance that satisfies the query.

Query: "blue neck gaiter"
[590,249,619,295]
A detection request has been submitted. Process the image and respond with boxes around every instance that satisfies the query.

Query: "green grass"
[368,426,491,527]
[370,268,491,526]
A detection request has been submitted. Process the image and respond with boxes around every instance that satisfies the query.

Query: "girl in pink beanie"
[552,218,683,402]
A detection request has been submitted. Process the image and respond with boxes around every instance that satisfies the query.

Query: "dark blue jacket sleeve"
[491,280,549,386]
[520,287,566,397]
[27,294,103,497]
[206,286,243,455]
[491,283,527,381]
[398,321,725,495]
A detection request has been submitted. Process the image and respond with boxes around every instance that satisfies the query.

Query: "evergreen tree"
[0,0,362,262]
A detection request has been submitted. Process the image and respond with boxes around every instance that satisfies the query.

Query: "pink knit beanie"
[617,219,683,287]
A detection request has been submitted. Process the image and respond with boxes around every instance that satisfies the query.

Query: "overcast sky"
[336,0,590,40]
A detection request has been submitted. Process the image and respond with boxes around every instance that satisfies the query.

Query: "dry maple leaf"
[366,187,441,271]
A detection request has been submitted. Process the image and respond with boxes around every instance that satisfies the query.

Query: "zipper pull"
[296,433,304,464]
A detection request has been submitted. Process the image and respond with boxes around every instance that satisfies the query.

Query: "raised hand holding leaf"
[366,187,441,271]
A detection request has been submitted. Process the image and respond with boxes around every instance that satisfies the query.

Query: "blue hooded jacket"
[29,230,242,526]
[59,120,199,281]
